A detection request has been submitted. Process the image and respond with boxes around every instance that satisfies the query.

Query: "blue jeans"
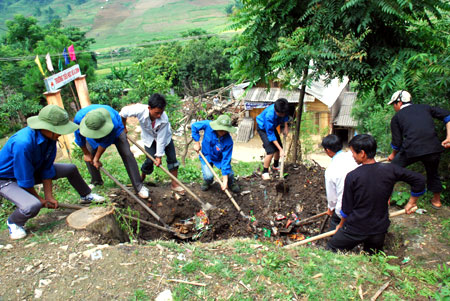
[201,162,235,185]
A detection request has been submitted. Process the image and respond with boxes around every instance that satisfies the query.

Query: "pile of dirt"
[111,163,328,246]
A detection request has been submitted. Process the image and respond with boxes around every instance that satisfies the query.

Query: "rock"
[4,244,13,250]
[78,237,91,242]
[34,289,43,298]
[59,245,68,251]
[39,279,51,288]
[155,289,173,301]
[69,253,77,262]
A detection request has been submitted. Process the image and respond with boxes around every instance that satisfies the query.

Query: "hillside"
[0,0,232,50]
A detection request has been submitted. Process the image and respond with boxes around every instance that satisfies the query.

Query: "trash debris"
[288,234,305,241]
[177,253,186,261]
[34,289,43,299]
[275,214,286,221]
[275,239,283,247]
[194,210,209,230]
[415,209,427,215]
[90,250,103,261]
[156,289,173,301]
[240,190,251,195]
[401,257,410,265]
[263,228,271,237]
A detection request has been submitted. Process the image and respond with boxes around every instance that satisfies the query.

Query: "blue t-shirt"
[256,104,288,142]
[0,127,56,188]
[74,104,124,149]
[191,120,233,176]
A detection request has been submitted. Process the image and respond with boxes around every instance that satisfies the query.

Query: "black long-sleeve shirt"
[340,163,425,235]
[390,104,450,158]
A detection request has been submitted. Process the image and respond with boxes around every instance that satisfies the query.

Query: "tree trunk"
[293,67,309,164]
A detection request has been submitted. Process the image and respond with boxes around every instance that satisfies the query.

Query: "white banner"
[44,64,81,92]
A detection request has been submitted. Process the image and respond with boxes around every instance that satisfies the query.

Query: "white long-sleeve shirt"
[325,150,359,218]
[119,104,172,157]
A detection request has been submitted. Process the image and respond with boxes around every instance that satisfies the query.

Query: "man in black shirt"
[387,90,450,209]
[327,134,425,255]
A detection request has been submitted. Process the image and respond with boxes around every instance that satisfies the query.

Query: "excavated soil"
[110,163,329,246]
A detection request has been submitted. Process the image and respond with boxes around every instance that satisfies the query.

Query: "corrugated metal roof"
[333,92,357,127]
[305,76,349,108]
[243,87,315,103]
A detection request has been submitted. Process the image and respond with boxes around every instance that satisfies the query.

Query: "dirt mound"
[111,163,328,246]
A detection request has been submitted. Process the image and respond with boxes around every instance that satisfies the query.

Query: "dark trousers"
[327,227,386,255]
[257,127,282,155]
[328,212,341,232]
[85,131,143,193]
[141,139,179,175]
[392,151,442,193]
[0,163,91,226]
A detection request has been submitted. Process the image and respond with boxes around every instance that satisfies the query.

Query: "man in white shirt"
[322,134,359,230]
[120,93,185,195]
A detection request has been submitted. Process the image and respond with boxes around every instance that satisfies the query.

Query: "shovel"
[275,135,291,194]
[279,210,329,233]
[198,151,250,220]
[99,167,190,239]
[127,135,214,211]
[284,206,418,248]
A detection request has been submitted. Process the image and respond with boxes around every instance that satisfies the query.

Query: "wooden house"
[236,76,357,143]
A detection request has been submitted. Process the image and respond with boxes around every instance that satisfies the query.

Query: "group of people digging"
[1,91,449,258]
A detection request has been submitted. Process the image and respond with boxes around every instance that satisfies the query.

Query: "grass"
[158,238,447,299]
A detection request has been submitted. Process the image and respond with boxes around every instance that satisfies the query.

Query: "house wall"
[305,99,331,134]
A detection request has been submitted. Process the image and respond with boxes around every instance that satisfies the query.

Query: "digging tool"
[59,203,172,233]
[284,206,418,248]
[99,167,190,239]
[275,135,291,194]
[279,210,328,233]
[319,214,330,234]
[198,151,250,220]
[127,135,214,211]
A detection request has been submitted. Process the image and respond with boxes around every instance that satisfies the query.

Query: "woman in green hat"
[0,105,104,240]
[191,115,240,193]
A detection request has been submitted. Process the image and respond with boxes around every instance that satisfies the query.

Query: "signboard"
[44,64,81,92]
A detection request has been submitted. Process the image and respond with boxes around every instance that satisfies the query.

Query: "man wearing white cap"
[387,90,450,209]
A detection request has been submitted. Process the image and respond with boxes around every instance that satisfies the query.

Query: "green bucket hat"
[27,104,78,135]
[80,108,114,139]
[210,115,237,134]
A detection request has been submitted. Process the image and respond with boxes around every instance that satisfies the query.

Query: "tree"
[230,0,450,162]
[177,36,232,96]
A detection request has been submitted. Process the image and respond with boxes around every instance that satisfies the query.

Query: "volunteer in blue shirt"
[192,115,240,193]
[74,104,149,199]
[256,98,289,180]
[0,105,104,240]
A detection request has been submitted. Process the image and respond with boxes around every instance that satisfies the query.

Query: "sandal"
[171,186,186,196]
[431,203,442,210]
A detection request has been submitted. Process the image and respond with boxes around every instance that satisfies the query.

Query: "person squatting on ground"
[191,115,240,193]
[327,134,425,255]
[120,93,185,195]
[387,90,450,210]
[321,134,359,231]
[256,98,289,180]
[0,105,104,240]
[74,104,150,199]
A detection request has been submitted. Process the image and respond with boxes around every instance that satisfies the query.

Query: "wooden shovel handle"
[99,167,169,228]
[285,206,418,248]
[198,151,247,217]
